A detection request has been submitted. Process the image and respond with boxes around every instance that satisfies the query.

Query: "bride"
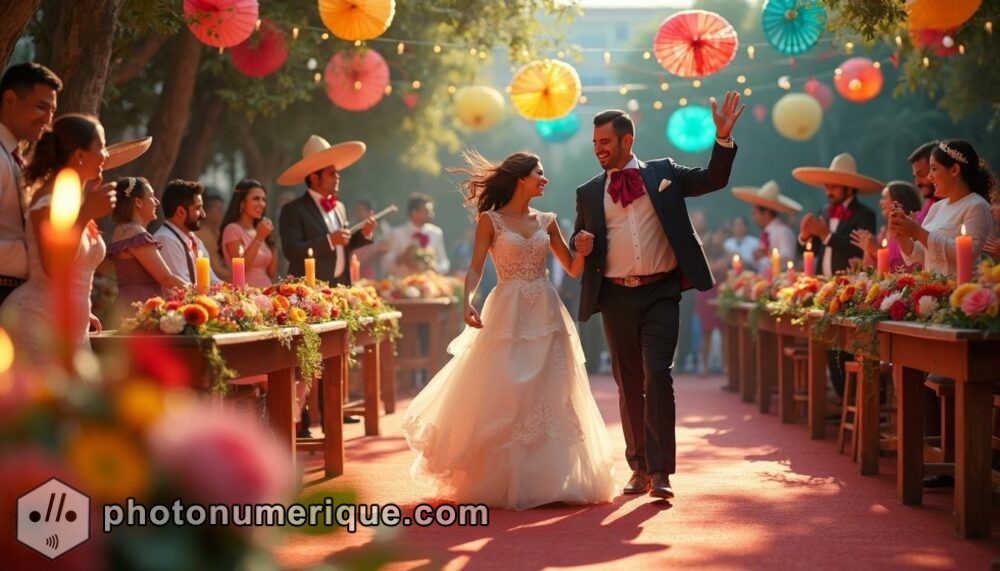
[402,150,615,510]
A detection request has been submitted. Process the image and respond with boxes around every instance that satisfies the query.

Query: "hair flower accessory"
[938,142,968,164]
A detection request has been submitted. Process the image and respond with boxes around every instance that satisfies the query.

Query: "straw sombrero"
[104,136,152,170]
[792,152,884,193]
[276,135,366,186]
[732,180,802,214]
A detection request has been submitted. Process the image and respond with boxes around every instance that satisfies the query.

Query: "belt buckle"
[622,276,641,288]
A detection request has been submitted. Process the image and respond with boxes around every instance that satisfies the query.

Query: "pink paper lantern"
[752,104,767,123]
[402,93,420,110]
[803,77,833,110]
[184,0,258,48]
[324,49,390,112]
[833,57,883,103]
[229,20,288,78]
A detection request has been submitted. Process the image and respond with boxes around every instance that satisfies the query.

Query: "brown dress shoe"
[623,469,650,494]
[649,472,674,499]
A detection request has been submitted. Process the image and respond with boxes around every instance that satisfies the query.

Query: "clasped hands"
[798,213,830,242]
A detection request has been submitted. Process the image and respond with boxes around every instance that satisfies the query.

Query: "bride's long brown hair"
[449,149,539,214]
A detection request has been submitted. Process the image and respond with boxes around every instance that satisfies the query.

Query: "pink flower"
[960,287,999,317]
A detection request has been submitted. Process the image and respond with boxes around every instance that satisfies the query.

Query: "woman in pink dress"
[849,181,924,272]
[220,179,277,288]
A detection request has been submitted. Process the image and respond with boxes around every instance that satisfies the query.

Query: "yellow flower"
[949,283,979,308]
[991,265,1000,284]
[288,307,307,323]
[67,426,148,503]
[115,379,165,431]
[865,283,882,304]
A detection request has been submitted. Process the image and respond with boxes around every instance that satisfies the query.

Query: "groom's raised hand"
[710,91,746,139]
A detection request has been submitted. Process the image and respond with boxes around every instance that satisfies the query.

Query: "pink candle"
[732,254,742,276]
[786,261,795,285]
[803,242,814,277]
[231,244,246,288]
[876,238,890,277]
[956,224,973,284]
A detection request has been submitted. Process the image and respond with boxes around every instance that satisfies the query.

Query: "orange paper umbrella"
[319,0,396,41]
[324,49,390,112]
[907,0,981,31]
[509,60,581,120]
[653,10,739,78]
[184,0,258,48]
[230,20,288,78]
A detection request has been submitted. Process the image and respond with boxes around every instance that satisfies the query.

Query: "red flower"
[895,275,917,289]
[910,283,950,305]
[180,304,209,327]
[412,231,430,248]
[127,336,191,387]
[889,299,907,320]
[165,300,181,311]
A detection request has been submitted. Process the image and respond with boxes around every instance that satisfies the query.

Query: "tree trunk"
[239,127,290,189]
[171,92,225,181]
[130,29,202,193]
[49,0,124,114]
[110,34,166,88]
[0,0,42,68]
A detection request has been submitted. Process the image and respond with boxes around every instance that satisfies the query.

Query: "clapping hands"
[849,228,877,258]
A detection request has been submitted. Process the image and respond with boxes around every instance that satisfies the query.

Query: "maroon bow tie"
[412,231,430,248]
[320,194,337,212]
[759,231,770,251]
[828,203,851,221]
[607,168,645,207]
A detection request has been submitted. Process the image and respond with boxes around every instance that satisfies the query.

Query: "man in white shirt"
[0,63,61,305]
[721,216,758,268]
[383,193,451,277]
[732,181,801,275]
[152,179,215,285]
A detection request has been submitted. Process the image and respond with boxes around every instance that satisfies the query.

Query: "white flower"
[880,291,903,312]
[159,312,186,334]
[916,295,939,317]
[241,300,258,318]
[402,285,421,299]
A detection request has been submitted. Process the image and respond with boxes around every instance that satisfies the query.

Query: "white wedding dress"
[402,210,615,511]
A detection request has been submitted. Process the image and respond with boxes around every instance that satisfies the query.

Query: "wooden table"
[340,312,401,438]
[879,321,1000,539]
[730,302,758,404]
[92,321,350,478]
[392,297,459,384]
[754,311,811,422]
[710,299,740,393]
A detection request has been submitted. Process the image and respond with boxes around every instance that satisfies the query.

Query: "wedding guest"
[383,193,450,277]
[721,215,758,266]
[153,179,220,285]
[732,180,801,274]
[219,179,277,288]
[909,140,939,223]
[0,62,61,306]
[196,191,230,281]
[351,199,391,280]
[849,181,923,273]
[894,140,994,274]
[0,114,118,359]
[107,177,187,312]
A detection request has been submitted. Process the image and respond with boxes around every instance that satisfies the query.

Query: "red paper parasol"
[803,77,833,110]
[653,10,739,78]
[229,20,288,78]
[184,0,258,48]
[909,28,960,57]
[324,49,390,112]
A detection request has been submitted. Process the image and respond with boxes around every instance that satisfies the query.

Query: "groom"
[573,91,744,499]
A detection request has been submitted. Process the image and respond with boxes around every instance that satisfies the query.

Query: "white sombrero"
[792,152,884,194]
[104,136,152,170]
[276,135,366,186]
[732,180,802,214]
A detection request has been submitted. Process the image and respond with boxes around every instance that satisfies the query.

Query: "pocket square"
[658,179,671,192]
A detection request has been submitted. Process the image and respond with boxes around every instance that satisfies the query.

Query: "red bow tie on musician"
[607,168,645,207]
[320,194,337,212]
[412,231,430,248]
[828,203,852,221]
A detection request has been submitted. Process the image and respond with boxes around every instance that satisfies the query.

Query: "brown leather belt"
[606,271,671,288]
[0,276,26,288]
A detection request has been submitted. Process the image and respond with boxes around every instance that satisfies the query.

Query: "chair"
[839,361,896,461]
[783,345,809,422]
[923,376,955,463]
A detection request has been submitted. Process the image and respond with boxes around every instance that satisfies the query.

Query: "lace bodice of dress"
[485,210,554,283]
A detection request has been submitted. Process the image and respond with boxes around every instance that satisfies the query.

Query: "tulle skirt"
[402,279,616,511]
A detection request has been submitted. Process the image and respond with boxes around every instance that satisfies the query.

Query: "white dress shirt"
[383,221,450,277]
[152,221,215,284]
[306,189,346,277]
[901,192,993,275]
[604,155,675,278]
[0,122,27,279]
[723,235,759,266]
[755,218,797,275]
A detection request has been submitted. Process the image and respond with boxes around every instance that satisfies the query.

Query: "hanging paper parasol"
[803,77,833,110]
[833,57,883,103]
[772,93,823,141]
[318,0,396,41]
[535,112,580,143]
[509,60,581,120]
[761,0,826,56]
[229,20,288,78]
[184,0,258,48]
[909,28,960,57]
[666,105,716,153]
[453,86,506,131]
[653,10,739,78]
[907,0,981,31]
[324,49,390,112]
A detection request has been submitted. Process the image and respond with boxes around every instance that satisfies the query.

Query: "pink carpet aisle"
[276,374,1000,570]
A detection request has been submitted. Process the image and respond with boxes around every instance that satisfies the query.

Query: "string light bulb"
[353,80,362,90]
[895,35,902,47]
[292,27,299,40]
[307,58,318,70]
[604,51,612,65]
[743,88,752,96]
[412,80,421,89]
[777,76,791,90]
[922,56,930,67]
[653,100,663,110]
[321,32,329,40]
[986,21,993,34]
[314,72,322,84]
[660,81,669,91]
[692,79,701,88]
[255,19,262,31]
[354,40,362,47]
[845,41,855,53]
[643,51,651,60]
[447,85,457,94]
[679,97,688,106]
[557,50,565,59]
[959,44,966,55]
[469,47,477,56]
[579,95,588,104]
[736,74,746,84]
[872,61,882,69]
[618,85,628,95]
[433,44,442,53]
[384,85,392,95]
[747,46,755,60]
[397,42,405,55]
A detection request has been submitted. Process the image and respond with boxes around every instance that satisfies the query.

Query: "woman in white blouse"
[891,139,994,275]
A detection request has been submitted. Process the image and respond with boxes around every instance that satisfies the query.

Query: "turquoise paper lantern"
[762,0,827,56]
[666,106,715,153]
[535,112,580,143]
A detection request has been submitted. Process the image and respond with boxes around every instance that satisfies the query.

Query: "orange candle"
[770,247,781,278]
[44,169,83,370]
[956,224,973,284]
[350,253,361,283]
[732,254,742,276]
[876,238,890,277]
[231,244,246,289]
[304,247,316,287]
[195,252,210,294]
[803,242,814,277]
